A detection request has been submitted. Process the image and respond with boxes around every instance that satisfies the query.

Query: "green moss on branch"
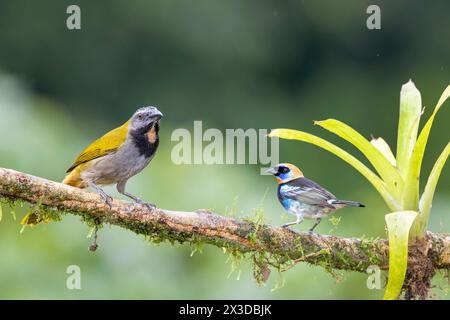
[0,167,449,282]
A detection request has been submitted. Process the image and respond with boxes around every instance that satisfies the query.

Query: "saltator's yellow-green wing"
[67,121,130,172]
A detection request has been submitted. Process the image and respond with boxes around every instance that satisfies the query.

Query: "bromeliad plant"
[269,80,450,299]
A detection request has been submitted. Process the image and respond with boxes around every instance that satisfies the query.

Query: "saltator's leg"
[89,182,113,209]
[117,180,155,210]
[309,218,322,233]
[281,215,303,228]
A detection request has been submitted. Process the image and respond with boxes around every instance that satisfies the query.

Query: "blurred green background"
[0,0,449,299]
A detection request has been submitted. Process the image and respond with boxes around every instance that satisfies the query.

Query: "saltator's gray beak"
[151,108,163,119]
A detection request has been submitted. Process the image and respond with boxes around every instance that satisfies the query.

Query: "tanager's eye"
[278,166,289,174]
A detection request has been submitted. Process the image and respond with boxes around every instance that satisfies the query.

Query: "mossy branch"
[0,167,449,275]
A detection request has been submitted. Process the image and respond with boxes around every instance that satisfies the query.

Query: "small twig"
[281,251,326,272]
[89,223,99,252]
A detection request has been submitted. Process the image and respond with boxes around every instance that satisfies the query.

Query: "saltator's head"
[130,106,163,133]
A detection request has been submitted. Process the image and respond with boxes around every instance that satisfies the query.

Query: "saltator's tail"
[21,170,86,226]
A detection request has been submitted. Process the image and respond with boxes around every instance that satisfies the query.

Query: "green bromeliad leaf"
[268,128,400,211]
[403,84,450,212]
[315,119,403,199]
[384,211,418,300]
[419,142,450,233]
[370,137,396,167]
[396,80,422,177]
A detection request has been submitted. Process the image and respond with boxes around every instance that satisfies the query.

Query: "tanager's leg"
[309,218,322,233]
[281,215,303,228]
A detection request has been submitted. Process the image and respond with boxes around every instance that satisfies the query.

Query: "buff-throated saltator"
[22,106,162,226]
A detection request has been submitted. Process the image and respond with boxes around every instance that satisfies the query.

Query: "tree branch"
[0,167,449,274]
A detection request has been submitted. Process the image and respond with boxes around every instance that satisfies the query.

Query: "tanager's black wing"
[280,177,336,208]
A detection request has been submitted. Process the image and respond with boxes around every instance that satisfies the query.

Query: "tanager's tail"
[330,199,365,207]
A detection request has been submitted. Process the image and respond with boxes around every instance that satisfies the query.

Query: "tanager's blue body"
[266,163,364,232]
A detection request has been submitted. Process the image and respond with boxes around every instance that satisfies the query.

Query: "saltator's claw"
[100,194,113,209]
[132,199,155,212]
[125,203,135,215]
[143,202,156,211]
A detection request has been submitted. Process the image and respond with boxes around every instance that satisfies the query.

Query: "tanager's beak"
[265,167,277,175]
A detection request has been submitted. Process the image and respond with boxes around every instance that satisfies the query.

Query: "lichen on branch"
[0,167,449,281]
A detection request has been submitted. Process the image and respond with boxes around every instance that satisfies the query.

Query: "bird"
[62,106,163,209]
[266,163,364,232]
